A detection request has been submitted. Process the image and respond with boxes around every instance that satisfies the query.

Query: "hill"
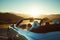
[0,12,60,24]
[38,14,60,22]
[0,12,23,24]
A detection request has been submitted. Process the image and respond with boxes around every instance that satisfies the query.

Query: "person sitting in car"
[27,23,32,31]
[53,19,59,24]
[30,21,39,30]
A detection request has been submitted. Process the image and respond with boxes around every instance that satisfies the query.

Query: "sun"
[29,7,40,18]
[21,6,41,18]
[31,9,39,17]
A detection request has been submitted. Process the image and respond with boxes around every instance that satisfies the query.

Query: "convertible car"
[0,18,60,40]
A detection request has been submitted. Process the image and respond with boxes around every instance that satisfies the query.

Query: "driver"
[27,23,32,31]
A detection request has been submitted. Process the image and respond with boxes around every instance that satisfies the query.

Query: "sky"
[0,0,60,15]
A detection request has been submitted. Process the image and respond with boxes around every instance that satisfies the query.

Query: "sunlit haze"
[0,0,60,17]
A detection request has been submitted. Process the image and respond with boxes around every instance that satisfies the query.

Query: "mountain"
[15,13,32,18]
[0,12,23,24]
[0,12,60,24]
[38,14,60,22]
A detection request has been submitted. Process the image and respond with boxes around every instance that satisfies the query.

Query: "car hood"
[9,26,60,40]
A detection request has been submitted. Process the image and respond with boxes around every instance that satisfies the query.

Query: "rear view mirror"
[30,19,34,22]
[29,18,34,22]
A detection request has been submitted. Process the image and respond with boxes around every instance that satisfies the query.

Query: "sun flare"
[29,7,40,18]
[31,9,39,17]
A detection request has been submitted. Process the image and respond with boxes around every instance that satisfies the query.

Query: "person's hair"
[28,23,32,28]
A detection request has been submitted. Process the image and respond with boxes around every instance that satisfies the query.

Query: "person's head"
[45,22,50,26]
[27,23,32,28]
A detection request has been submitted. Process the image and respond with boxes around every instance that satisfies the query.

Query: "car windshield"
[19,20,40,25]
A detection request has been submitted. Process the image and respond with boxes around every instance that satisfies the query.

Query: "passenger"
[39,19,44,26]
[53,19,59,24]
[39,17,49,26]
[45,22,50,26]
[30,21,39,30]
[43,17,50,26]
[27,23,32,31]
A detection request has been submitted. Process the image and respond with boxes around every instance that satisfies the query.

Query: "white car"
[9,18,60,40]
